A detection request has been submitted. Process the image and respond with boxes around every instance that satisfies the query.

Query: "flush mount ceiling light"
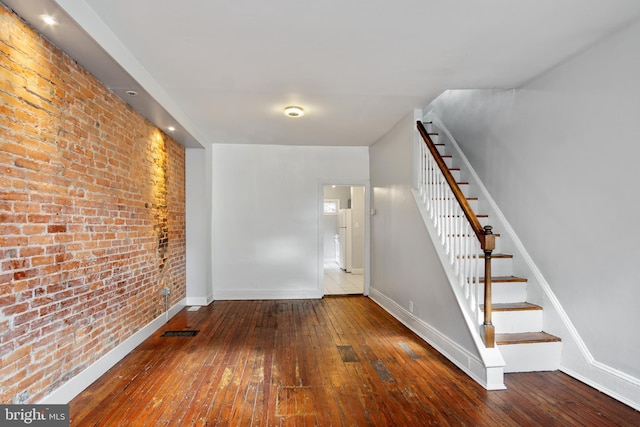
[283,106,304,118]
[167,126,176,132]
[40,14,58,26]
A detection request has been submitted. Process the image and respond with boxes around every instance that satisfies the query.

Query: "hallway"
[323,261,363,295]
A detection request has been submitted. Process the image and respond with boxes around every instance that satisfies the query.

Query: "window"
[323,199,339,215]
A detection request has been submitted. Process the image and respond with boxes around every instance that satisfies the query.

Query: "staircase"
[419,120,562,373]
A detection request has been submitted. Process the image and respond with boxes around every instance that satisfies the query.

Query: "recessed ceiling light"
[284,106,304,118]
[125,90,138,97]
[40,15,58,26]
[167,126,176,132]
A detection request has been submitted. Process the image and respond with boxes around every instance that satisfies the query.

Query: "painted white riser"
[457,182,470,197]
[483,282,527,304]
[463,256,512,278]
[500,341,562,373]
[491,310,543,334]
[444,234,502,253]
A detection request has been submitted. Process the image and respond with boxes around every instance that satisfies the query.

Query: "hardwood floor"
[70,297,639,426]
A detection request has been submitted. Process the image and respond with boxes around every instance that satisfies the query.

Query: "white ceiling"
[4,0,640,148]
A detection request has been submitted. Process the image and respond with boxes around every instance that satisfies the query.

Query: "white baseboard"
[369,288,505,390]
[39,298,186,404]
[186,295,213,306]
[213,289,322,300]
[561,363,640,411]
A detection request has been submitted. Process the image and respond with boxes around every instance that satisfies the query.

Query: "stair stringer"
[409,188,506,390]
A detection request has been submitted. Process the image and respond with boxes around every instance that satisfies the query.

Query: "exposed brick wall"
[0,5,186,403]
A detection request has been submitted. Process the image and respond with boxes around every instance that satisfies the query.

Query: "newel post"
[482,225,495,348]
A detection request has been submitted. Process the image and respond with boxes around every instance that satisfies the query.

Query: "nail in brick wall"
[0,5,186,403]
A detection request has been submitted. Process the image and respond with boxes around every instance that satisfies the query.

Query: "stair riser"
[478,258,513,276]
[490,257,512,277]
[445,236,503,254]
[457,183,469,197]
[481,282,527,304]
[464,257,512,278]
[490,310,543,334]
[499,341,562,373]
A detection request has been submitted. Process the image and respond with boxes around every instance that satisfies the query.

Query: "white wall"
[426,18,640,404]
[369,112,478,355]
[185,146,214,305]
[211,144,369,299]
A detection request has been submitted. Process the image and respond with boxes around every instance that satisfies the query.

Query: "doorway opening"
[322,185,366,295]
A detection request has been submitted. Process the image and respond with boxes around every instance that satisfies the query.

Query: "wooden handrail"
[416,120,495,347]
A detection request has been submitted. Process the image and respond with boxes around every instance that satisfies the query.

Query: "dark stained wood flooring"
[70,297,640,426]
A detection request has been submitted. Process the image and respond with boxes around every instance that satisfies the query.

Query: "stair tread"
[496,331,561,345]
[449,234,502,238]
[449,233,502,237]
[458,253,513,259]
[481,302,542,312]
[479,275,527,283]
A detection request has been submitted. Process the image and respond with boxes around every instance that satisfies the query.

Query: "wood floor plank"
[69,297,640,426]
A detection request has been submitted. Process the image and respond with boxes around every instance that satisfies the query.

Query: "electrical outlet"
[409,301,414,313]
[162,287,170,296]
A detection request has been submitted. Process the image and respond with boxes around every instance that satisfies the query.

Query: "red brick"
[19,247,44,257]
[1,344,31,367]
[0,5,185,404]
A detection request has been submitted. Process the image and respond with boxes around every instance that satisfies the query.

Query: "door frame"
[317,179,371,296]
